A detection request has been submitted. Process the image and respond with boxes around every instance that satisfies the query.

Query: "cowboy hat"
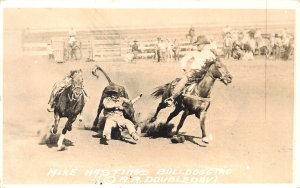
[104,85,122,95]
[194,35,210,46]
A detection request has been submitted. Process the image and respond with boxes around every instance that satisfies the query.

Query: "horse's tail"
[151,83,171,99]
[92,65,113,85]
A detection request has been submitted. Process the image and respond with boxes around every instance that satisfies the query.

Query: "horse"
[64,40,82,61]
[150,61,232,143]
[50,70,85,150]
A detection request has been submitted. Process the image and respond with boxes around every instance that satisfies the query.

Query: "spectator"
[47,42,54,60]
[186,25,195,44]
[232,34,244,60]
[223,32,232,59]
[172,39,180,61]
[166,39,173,62]
[155,37,162,63]
[157,38,166,62]
[132,40,140,61]
[273,34,282,60]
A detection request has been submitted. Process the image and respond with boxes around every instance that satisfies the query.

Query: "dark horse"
[150,61,232,143]
[50,70,85,150]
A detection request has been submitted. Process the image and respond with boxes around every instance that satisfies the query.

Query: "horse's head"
[70,69,84,100]
[209,61,232,85]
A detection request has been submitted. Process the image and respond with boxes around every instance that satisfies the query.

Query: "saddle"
[169,76,202,98]
[53,85,87,107]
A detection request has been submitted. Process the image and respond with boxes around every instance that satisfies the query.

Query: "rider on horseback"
[68,27,77,48]
[165,35,218,106]
[47,69,81,112]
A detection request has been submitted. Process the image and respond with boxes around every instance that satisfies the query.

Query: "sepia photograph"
[0,1,299,186]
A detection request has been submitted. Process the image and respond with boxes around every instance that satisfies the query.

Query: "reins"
[183,93,211,102]
[68,85,83,102]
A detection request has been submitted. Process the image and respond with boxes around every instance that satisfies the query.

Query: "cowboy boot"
[131,132,139,141]
[100,135,109,145]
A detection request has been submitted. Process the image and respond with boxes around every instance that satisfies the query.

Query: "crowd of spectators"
[126,25,294,63]
[221,26,294,61]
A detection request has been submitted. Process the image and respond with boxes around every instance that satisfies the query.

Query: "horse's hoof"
[58,145,67,151]
[50,127,57,134]
[67,125,72,131]
[91,126,98,132]
[171,136,185,143]
[202,137,209,144]
[149,117,156,123]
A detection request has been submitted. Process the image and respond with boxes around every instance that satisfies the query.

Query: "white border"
[294,1,300,187]
[0,3,3,188]
[0,0,298,9]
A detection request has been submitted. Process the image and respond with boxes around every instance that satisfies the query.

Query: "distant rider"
[68,27,77,49]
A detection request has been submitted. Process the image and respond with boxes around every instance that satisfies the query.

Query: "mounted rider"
[67,27,77,49]
[165,35,218,106]
[47,69,82,112]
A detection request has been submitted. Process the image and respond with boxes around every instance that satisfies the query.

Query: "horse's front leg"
[150,102,168,123]
[57,116,77,150]
[165,107,182,125]
[175,110,189,135]
[199,111,209,144]
[78,113,83,122]
[51,112,60,134]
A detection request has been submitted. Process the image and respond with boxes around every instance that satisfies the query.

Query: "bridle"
[68,76,84,102]
[208,63,231,84]
[68,86,83,101]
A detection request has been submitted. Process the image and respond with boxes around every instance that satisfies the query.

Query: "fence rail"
[23,39,225,61]
[23,29,225,62]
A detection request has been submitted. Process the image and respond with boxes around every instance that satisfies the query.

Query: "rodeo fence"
[22,26,228,62]
[23,24,291,62]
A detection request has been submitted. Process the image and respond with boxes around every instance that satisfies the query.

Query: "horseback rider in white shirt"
[165,35,218,106]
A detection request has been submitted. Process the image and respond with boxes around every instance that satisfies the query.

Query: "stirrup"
[47,106,54,112]
[47,108,54,112]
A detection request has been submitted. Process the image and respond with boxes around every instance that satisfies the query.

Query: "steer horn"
[130,94,143,104]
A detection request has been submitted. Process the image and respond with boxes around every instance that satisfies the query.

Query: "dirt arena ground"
[2,54,294,184]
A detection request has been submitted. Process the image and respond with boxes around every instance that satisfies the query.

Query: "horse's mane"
[151,78,181,99]
[151,83,171,99]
